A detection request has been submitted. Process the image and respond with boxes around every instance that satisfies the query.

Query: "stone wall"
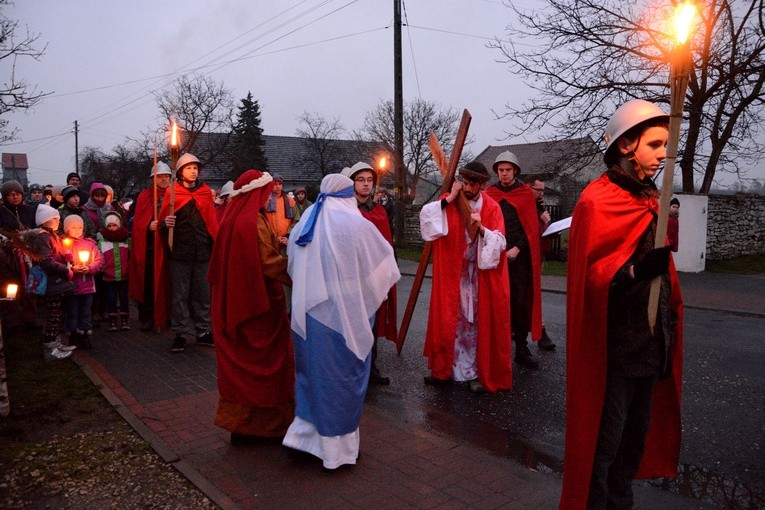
[403,194,765,261]
[706,193,765,260]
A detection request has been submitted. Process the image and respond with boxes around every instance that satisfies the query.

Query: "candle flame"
[78,251,90,264]
[170,122,178,147]
[63,237,72,247]
[6,283,18,299]
[673,1,697,44]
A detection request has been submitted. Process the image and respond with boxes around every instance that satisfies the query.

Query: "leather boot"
[514,333,539,369]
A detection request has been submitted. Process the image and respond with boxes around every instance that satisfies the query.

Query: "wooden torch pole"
[648,2,696,333]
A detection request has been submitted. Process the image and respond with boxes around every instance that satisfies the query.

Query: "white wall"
[673,194,708,272]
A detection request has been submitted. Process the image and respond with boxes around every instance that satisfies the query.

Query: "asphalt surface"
[68,260,764,509]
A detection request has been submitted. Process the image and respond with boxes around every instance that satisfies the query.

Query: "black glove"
[633,246,671,281]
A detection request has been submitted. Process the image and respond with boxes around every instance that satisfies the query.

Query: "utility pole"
[74,120,79,174]
[393,0,405,248]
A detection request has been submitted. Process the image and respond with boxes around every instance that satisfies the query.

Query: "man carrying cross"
[419,161,511,394]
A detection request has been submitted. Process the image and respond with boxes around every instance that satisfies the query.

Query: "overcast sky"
[3,0,761,189]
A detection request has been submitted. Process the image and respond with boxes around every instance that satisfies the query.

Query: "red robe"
[155,182,218,328]
[359,204,399,349]
[424,192,512,393]
[128,187,171,327]
[484,183,543,340]
[209,170,294,436]
[560,174,684,509]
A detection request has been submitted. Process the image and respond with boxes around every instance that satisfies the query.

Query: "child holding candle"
[97,212,131,331]
[62,215,104,349]
[33,204,75,360]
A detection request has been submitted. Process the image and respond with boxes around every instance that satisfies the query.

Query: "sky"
[2,0,761,190]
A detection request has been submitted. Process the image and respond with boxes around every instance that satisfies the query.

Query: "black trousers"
[588,374,657,510]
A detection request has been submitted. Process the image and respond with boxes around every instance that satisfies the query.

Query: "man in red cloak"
[420,161,511,394]
[560,99,684,509]
[128,161,172,332]
[209,169,295,444]
[341,161,398,385]
[485,151,543,369]
[157,153,218,353]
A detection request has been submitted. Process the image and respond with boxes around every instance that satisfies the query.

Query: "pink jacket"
[65,237,104,295]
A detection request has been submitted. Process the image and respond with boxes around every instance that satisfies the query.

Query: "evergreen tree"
[230,92,268,179]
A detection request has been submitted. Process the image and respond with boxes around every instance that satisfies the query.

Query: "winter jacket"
[97,228,130,282]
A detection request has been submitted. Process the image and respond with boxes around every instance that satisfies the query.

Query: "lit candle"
[78,250,90,264]
[6,283,18,300]
[63,237,73,248]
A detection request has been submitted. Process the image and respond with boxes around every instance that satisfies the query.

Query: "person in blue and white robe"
[282,173,400,470]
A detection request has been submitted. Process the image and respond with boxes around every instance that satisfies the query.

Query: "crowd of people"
[0,98,684,508]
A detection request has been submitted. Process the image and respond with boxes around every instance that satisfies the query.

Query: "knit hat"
[104,212,122,227]
[35,204,60,226]
[29,183,44,192]
[63,214,84,233]
[670,197,680,207]
[89,182,107,196]
[62,185,80,201]
[51,185,64,203]
[459,161,491,183]
[1,180,23,197]
[272,174,284,183]
[66,172,81,183]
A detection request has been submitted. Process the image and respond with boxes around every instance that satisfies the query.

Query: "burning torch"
[168,121,180,250]
[648,1,697,333]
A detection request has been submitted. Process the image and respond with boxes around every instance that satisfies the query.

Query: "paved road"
[379,272,764,510]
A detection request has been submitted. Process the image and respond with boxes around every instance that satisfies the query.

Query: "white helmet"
[219,180,234,197]
[604,99,668,152]
[492,150,522,174]
[342,161,377,183]
[176,153,201,173]
[150,161,172,177]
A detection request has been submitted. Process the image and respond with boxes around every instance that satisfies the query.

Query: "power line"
[402,1,422,98]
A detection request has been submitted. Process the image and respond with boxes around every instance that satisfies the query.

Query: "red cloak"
[154,182,218,328]
[209,170,294,436]
[128,187,171,327]
[359,204,399,348]
[560,174,684,509]
[484,183,543,340]
[424,192,512,393]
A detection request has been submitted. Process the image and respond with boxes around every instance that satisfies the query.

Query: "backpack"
[25,265,48,296]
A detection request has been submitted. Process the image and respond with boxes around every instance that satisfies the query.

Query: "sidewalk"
[71,261,760,509]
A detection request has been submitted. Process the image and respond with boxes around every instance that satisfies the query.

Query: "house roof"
[192,132,380,185]
[2,153,29,170]
[475,137,600,178]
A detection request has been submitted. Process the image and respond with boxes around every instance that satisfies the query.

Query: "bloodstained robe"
[484,183,543,340]
[155,181,218,328]
[128,187,170,326]
[358,200,399,349]
[210,208,295,437]
[422,191,512,393]
[560,174,684,509]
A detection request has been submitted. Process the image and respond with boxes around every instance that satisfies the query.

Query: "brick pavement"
[74,319,721,509]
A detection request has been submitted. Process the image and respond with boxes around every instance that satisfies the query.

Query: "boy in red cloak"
[560,99,684,509]
[157,153,218,353]
[209,169,295,444]
[128,161,173,332]
[341,161,398,385]
[484,151,543,369]
[420,161,511,394]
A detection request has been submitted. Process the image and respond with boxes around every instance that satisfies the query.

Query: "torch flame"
[170,122,178,147]
[378,156,388,170]
[673,1,697,44]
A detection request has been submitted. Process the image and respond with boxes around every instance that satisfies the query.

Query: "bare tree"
[0,0,50,143]
[80,144,149,200]
[154,72,235,167]
[356,98,473,201]
[295,111,352,177]
[492,0,765,193]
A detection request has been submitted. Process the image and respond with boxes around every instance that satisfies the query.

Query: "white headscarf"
[288,174,400,360]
